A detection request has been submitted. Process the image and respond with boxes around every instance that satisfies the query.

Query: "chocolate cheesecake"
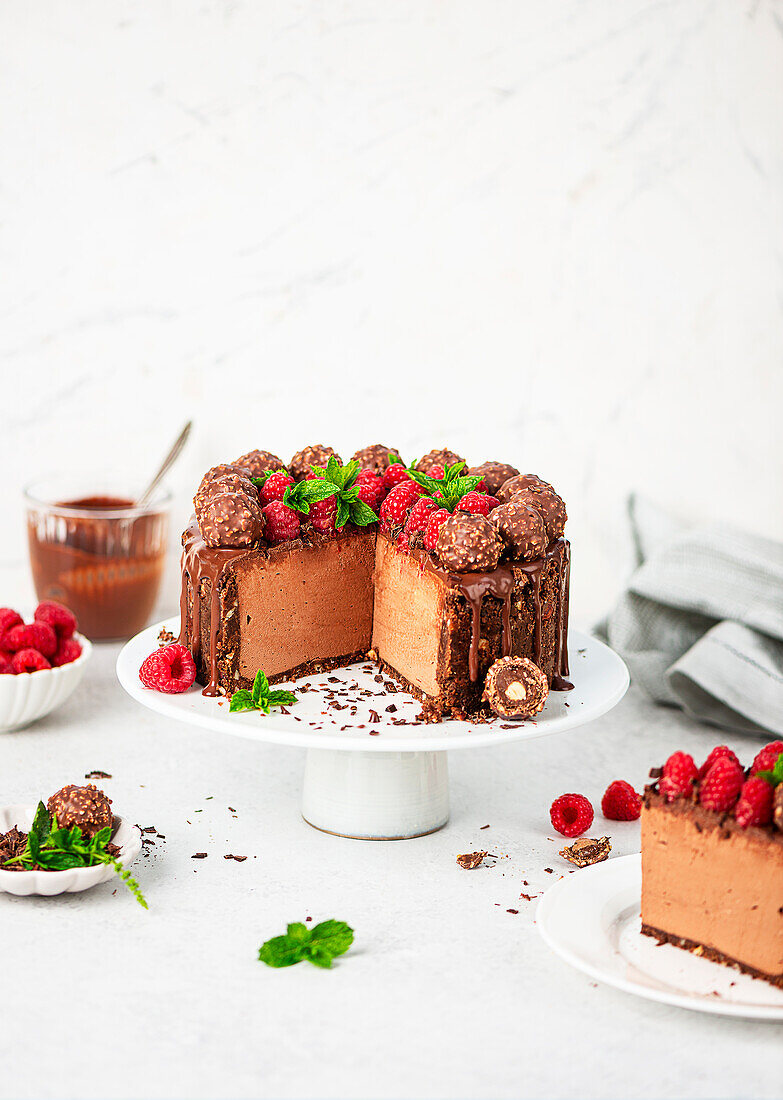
[641,744,783,987]
[178,446,572,717]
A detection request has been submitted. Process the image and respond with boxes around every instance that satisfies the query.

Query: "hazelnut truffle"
[47,784,113,838]
[233,449,286,480]
[510,487,567,540]
[198,491,265,549]
[497,473,556,503]
[483,656,549,719]
[415,448,466,474]
[289,444,341,481]
[490,501,547,561]
[435,512,503,572]
[195,464,254,512]
[468,461,520,495]
[194,472,257,516]
[350,443,402,475]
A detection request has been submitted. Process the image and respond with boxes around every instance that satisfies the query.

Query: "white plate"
[0,805,142,896]
[117,619,628,753]
[537,853,783,1020]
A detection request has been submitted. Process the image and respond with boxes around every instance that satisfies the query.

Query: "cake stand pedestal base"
[301,749,450,840]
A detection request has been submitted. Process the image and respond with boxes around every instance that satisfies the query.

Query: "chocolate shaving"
[456,851,487,870]
[224,854,247,862]
[559,836,611,868]
[191,852,208,859]
[84,770,112,779]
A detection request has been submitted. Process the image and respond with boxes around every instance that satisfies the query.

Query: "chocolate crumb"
[157,628,176,647]
[506,909,519,915]
[224,854,247,862]
[84,770,112,780]
[369,710,380,723]
[192,852,208,859]
[544,867,554,873]
[559,836,611,868]
[457,851,487,870]
[480,824,490,830]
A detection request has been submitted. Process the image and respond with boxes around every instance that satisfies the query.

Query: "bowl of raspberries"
[0,602,91,731]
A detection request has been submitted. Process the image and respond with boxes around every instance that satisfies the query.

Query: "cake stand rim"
[116,619,629,753]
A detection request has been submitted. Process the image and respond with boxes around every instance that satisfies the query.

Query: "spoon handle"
[137,421,193,508]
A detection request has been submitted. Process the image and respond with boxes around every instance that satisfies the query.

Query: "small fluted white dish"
[0,633,92,732]
[0,805,141,896]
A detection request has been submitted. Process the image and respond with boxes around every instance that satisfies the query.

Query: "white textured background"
[2,0,782,624]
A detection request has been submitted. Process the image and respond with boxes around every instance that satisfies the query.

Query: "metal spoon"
[137,421,193,508]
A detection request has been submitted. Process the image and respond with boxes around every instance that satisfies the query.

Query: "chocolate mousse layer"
[641,790,783,986]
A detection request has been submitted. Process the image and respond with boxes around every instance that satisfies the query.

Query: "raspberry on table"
[698,744,740,780]
[309,496,337,535]
[33,601,77,640]
[750,740,783,775]
[423,508,452,552]
[139,643,197,694]
[734,776,774,828]
[404,497,439,535]
[0,608,23,645]
[259,472,294,506]
[262,501,301,544]
[12,648,51,674]
[52,637,83,667]
[4,622,58,659]
[601,780,641,821]
[699,757,744,812]
[381,463,412,491]
[550,793,594,837]
[379,482,421,532]
[659,751,698,801]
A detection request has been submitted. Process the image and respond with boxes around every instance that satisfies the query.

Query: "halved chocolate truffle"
[483,656,549,719]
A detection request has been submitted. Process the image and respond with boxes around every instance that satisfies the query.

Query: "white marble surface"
[2,1,783,624]
[0,635,780,1100]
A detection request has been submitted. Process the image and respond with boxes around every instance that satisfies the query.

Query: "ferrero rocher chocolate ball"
[490,501,547,561]
[47,784,113,838]
[468,461,520,495]
[233,449,286,480]
[351,443,401,475]
[289,444,341,481]
[483,656,548,719]
[195,464,254,512]
[510,488,567,540]
[497,473,555,503]
[435,512,503,572]
[415,448,466,474]
[194,472,257,516]
[198,492,265,549]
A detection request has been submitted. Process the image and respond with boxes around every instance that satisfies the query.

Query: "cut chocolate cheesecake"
[641,744,783,987]
[179,446,572,717]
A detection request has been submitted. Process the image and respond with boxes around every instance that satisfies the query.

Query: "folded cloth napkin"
[596,496,783,736]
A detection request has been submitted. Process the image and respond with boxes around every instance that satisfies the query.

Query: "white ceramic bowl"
[0,805,142,896]
[0,633,92,732]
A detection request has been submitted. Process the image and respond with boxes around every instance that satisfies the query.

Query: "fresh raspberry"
[405,497,439,535]
[259,472,294,506]
[428,464,445,480]
[354,473,384,513]
[699,757,744,813]
[734,776,774,828]
[262,501,301,544]
[309,496,337,535]
[698,745,740,780]
[601,780,642,821]
[455,491,497,517]
[550,793,594,838]
[474,479,488,493]
[139,643,197,694]
[52,637,83,667]
[12,648,51,674]
[0,654,14,674]
[659,751,698,802]
[33,601,77,639]
[4,622,58,659]
[0,608,23,644]
[379,482,421,533]
[423,508,452,552]
[382,463,412,491]
[750,741,783,775]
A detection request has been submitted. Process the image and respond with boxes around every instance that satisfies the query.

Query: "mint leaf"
[310,919,354,958]
[349,500,379,527]
[28,801,51,855]
[258,935,307,968]
[324,456,343,487]
[442,460,466,483]
[306,945,334,968]
[229,690,256,712]
[757,752,783,786]
[286,922,311,943]
[335,498,350,530]
[251,669,270,707]
[407,469,442,496]
[341,460,360,490]
[267,689,297,708]
[283,480,339,515]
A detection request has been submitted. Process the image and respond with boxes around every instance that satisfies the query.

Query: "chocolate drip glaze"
[178,518,251,696]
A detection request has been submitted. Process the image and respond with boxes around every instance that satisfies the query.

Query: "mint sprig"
[258,920,354,969]
[289,459,378,530]
[3,802,147,908]
[407,460,482,511]
[230,669,297,714]
[757,751,783,787]
[282,479,339,515]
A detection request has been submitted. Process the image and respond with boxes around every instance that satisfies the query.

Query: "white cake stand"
[117,619,628,840]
